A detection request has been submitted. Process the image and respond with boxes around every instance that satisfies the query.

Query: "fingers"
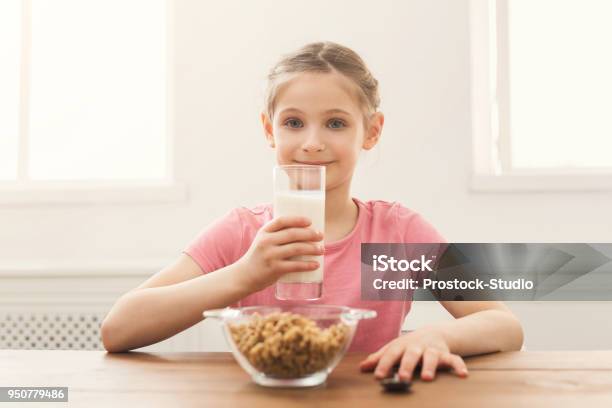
[276,242,324,259]
[398,347,423,381]
[398,349,468,382]
[360,334,469,383]
[359,344,390,372]
[374,345,405,379]
[441,353,469,378]
[264,216,312,233]
[277,260,320,274]
[275,259,320,276]
[419,348,440,381]
[270,227,323,245]
[422,352,468,379]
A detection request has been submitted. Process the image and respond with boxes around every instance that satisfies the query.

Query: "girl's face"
[262,72,383,191]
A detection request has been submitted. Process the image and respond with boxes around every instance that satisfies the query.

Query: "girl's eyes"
[327,118,347,129]
[282,118,347,129]
[283,118,304,128]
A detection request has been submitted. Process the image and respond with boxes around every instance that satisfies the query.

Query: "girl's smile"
[293,160,336,165]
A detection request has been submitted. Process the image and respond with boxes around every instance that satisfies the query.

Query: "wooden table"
[2,350,612,407]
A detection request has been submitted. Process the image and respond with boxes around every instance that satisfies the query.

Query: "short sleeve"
[396,206,448,284]
[397,206,447,244]
[182,208,245,274]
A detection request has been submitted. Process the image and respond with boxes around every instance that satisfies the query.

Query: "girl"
[101,42,524,382]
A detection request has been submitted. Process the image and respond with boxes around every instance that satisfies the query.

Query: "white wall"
[1,0,612,351]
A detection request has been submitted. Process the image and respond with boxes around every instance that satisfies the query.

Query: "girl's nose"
[301,133,325,152]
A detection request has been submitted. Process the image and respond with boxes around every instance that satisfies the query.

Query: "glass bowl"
[203,305,376,387]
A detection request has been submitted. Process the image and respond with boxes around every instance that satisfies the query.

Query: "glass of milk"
[273,165,325,300]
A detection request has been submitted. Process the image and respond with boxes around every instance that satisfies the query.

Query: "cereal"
[229,312,349,378]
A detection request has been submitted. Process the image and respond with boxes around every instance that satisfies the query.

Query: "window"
[471,0,612,191]
[0,0,168,184]
[0,1,21,181]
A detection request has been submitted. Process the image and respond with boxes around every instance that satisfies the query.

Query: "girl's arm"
[100,254,253,352]
[101,216,324,353]
[426,301,524,356]
[360,301,523,381]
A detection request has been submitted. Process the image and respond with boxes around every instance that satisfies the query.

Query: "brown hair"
[265,42,380,120]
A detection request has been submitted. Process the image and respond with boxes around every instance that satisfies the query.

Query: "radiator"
[0,313,104,350]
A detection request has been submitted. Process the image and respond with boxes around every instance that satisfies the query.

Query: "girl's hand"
[359,327,469,381]
[235,216,324,293]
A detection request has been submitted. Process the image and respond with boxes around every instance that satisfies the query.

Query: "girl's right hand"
[235,216,324,293]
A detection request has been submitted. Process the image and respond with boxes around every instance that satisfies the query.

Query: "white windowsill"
[471,173,612,192]
[0,180,188,205]
[0,259,169,278]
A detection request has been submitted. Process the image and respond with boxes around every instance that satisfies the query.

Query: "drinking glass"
[273,165,325,300]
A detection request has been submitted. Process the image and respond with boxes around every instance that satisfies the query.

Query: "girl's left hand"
[359,328,469,381]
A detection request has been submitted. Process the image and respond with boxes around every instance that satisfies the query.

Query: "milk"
[273,190,325,283]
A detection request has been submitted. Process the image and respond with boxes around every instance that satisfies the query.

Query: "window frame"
[469,0,612,192]
[0,0,185,205]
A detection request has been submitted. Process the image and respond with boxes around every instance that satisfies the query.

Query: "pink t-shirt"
[183,198,445,353]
